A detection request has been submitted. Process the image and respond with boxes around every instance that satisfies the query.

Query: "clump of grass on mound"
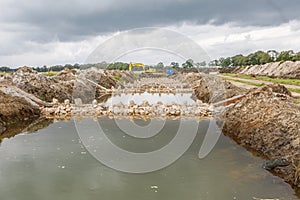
[42,71,57,77]
[288,88,300,94]
[294,99,300,104]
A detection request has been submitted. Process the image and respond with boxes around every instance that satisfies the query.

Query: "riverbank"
[184,72,299,191]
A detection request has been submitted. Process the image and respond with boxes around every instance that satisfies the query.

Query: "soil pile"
[108,70,135,83]
[3,67,73,102]
[186,73,246,103]
[220,61,300,78]
[0,90,40,134]
[1,67,121,103]
[222,84,300,186]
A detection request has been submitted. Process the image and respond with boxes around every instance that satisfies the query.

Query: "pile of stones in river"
[42,98,213,119]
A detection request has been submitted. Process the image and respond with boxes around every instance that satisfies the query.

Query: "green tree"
[231,54,247,66]
[219,57,231,67]
[276,50,294,61]
[292,52,300,61]
[208,60,220,66]
[156,62,164,69]
[182,59,194,69]
[170,62,179,69]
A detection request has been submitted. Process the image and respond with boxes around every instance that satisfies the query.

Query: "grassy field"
[222,73,300,86]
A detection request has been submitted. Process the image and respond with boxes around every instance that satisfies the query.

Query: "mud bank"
[220,61,300,78]
[222,84,300,188]
[184,72,246,103]
[0,90,40,135]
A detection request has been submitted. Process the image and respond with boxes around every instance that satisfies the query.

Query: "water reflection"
[104,93,195,106]
[0,117,298,200]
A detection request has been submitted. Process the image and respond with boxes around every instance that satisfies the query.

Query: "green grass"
[294,99,300,104]
[287,88,300,93]
[42,71,58,77]
[113,75,121,81]
[222,73,300,86]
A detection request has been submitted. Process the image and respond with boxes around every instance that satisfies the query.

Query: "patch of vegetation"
[42,71,57,77]
[210,50,300,67]
[287,88,300,94]
[294,99,300,104]
[113,75,121,81]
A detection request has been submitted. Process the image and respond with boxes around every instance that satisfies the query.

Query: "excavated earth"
[0,67,134,136]
[220,61,300,78]
[184,72,246,103]
[0,90,40,136]
[188,71,300,189]
[222,84,300,188]
[0,67,133,103]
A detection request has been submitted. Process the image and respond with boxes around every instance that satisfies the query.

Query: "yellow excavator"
[129,62,156,73]
[129,62,145,71]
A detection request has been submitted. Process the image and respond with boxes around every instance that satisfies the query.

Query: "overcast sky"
[1,0,300,67]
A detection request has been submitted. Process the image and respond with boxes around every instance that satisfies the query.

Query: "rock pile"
[42,99,212,119]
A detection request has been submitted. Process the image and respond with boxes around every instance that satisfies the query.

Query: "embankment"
[220,61,300,78]
[189,72,300,189]
[0,90,40,135]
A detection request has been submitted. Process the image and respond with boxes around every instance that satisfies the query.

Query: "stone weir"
[112,77,193,94]
[42,99,213,119]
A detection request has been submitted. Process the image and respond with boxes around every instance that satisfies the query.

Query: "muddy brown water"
[0,117,299,200]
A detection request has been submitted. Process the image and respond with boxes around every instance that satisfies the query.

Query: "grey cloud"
[1,0,300,43]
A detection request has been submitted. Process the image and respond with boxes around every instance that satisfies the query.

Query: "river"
[0,117,298,200]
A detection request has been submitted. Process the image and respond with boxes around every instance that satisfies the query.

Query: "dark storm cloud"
[1,0,300,43]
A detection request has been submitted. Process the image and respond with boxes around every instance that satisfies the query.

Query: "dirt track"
[220,74,300,98]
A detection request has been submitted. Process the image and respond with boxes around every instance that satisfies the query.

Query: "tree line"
[1,50,299,72]
[209,50,300,67]
[0,62,130,72]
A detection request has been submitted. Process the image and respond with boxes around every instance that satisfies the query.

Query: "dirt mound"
[188,73,246,103]
[108,70,135,83]
[222,84,300,186]
[1,67,122,103]
[0,90,40,134]
[3,66,73,102]
[222,61,300,78]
